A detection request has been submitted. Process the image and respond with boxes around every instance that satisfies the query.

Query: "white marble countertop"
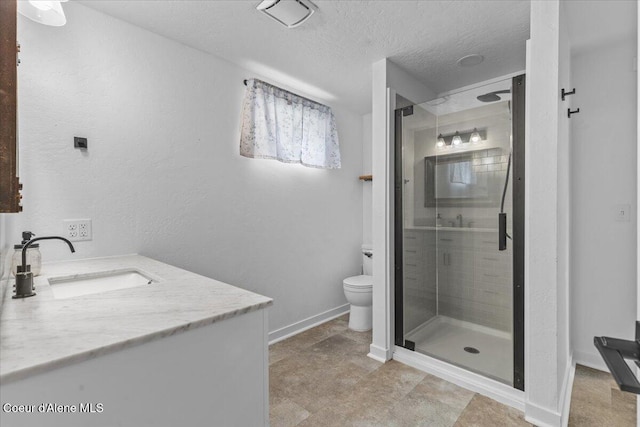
[405,226,498,233]
[0,255,272,384]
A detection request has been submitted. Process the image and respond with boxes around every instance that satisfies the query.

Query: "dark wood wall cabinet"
[0,0,22,213]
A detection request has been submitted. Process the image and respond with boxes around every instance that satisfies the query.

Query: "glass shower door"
[398,106,438,340]
[395,76,525,389]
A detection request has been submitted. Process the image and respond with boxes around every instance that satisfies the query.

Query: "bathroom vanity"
[0,255,272,427]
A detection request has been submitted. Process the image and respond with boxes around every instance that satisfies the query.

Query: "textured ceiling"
[77,0,531,114]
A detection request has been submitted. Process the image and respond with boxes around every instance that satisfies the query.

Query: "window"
[239,79,341,169]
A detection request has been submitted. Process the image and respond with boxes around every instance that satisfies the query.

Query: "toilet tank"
[362,244,373,275]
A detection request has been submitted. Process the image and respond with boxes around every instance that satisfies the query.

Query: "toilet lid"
[344,275,373,288]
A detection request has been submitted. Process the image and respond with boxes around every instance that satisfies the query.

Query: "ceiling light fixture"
[456,54,484,67]
[18,0,68,27]
[426,96,449,106]
[257,0,317,29]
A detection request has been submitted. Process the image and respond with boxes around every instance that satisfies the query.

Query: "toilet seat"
[343,275,373,290]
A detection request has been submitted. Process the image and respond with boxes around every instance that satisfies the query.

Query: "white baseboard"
[393,347,525,411]
[368,344,391,362]
[525,401,562,427]
[573,349,608,373]
[268,304,350,345]
[560,357,576,427]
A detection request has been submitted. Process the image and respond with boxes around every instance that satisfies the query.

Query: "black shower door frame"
[393,74,526,391]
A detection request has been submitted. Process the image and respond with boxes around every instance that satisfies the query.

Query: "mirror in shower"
[424,148,505,208]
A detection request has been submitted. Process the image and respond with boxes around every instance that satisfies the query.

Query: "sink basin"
[48,269,159,299]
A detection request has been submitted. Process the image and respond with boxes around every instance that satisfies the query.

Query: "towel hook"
[561,88,576,101]
[568,108,580,118]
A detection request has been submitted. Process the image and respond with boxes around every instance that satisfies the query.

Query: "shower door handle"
[499,213,507,251]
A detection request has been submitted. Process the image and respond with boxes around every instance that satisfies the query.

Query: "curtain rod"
[242,78,329,108]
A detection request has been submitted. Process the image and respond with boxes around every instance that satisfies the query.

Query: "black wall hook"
[568,108,580,118]
[562,88,576,101]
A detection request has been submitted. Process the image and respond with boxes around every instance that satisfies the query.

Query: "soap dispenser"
[11,231,42,277]
[436,213,443,227]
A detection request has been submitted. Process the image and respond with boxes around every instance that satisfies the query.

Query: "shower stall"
[394,75,525,390]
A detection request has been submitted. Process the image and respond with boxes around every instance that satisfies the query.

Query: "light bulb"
[452,132,462,146]
[470,128,481,143]
[436,134,445,148]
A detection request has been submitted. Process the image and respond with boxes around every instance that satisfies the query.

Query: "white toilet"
[343,245,373,331]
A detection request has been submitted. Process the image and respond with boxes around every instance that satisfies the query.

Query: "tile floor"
[568,365,636,427]
[270,315,637,426]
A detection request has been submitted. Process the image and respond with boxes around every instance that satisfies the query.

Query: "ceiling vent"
[256,0,317,28]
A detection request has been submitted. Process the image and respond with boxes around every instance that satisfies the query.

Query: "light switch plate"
[614,204,631,222]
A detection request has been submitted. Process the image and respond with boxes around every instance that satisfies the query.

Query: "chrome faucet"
[456,214,463,228]
[14,236,75,299]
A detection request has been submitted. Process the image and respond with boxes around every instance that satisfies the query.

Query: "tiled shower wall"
[403,229,512,333]
[471,148,510,174]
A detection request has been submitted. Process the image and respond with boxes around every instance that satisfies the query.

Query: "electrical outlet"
[615,205,631,222]
[63,219,92,241]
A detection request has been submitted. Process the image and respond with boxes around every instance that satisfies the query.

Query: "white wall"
[525,1,564,425]
[9,3,364,333]
[556,4,572,424]
[363,113,372,246]
[370,59,392,361]
[570,37,638,369]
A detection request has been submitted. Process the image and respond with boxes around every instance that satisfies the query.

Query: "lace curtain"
[239,79,341,169]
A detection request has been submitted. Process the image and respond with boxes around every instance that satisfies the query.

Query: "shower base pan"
[405,315,513,385]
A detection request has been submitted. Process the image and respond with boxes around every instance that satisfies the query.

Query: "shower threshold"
[405,315,513,385]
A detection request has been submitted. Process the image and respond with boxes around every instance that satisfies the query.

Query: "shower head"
[477,89,510,103]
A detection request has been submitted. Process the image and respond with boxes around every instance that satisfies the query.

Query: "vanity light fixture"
[470,128,481,143]
[451,132,462,146]
[256,0,317,28]
[18,0,68,26]
[435,129,486,149]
